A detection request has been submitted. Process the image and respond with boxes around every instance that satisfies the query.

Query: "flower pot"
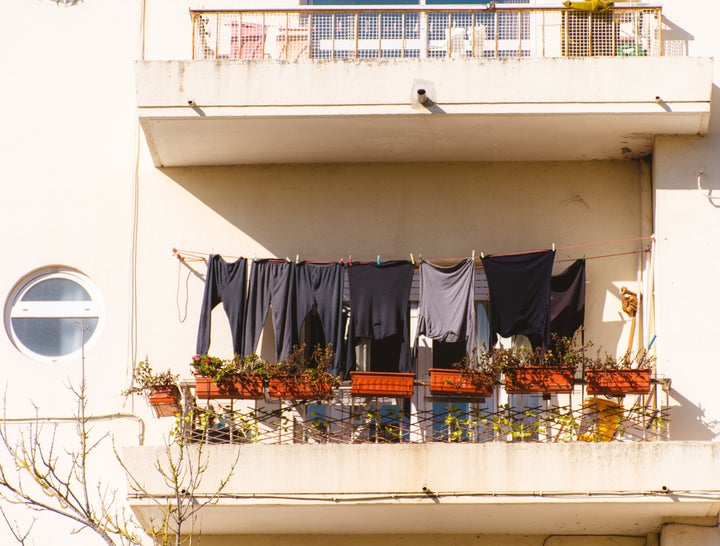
[148,385,181,417]
[585,368,652,396]
[194,374,265,400]
[504,367,575,394]
[350,371,415,398]
[429,368,495,397]
[268,375,333,400]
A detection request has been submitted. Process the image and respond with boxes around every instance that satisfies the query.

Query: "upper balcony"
[135,4,713,167]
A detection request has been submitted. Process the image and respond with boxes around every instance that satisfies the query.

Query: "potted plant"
[585,350,654,396]
[123,360,181,417]
[502,336,585,396]
[429,346,501,398]
[191,353,268,400]
[268,344,340,400]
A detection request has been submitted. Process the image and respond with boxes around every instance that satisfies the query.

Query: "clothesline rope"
[172,235,653,267]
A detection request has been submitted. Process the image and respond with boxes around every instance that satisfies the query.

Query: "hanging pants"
[347,261,415,374]
[243,260,296,362]
[415,258,476,357]
[195,255,247,356]
[295,262,345,376]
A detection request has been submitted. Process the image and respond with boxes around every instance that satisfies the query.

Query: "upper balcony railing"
[191,5,663,62]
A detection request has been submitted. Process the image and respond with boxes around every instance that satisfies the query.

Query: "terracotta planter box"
[194,374,265,400]
[504,367,576,394]
[268,375,333,400]
[585,368,652,396]
[148,385,181,418]
[350,372,415,398]
[429,368,495,397]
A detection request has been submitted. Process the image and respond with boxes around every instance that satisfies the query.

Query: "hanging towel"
[243,260,296,362]
[295,262,346,376]
[482,250,555,349]
[196,255,247,356]
[415,258,475,357]
[562,0,613,12]
[550,258,586,342]
[347,261,415,373]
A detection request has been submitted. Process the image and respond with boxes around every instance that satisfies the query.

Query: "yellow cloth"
[562,0,614,12]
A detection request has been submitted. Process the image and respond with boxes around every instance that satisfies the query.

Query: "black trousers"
[243,260,296,362]
[295,262,345,376]
[195,255,247,356]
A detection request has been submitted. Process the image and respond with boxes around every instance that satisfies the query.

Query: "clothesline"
[172,235,653,268]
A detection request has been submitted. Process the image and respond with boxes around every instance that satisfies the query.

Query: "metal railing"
[191,6,663,61]
[175,376,670,446]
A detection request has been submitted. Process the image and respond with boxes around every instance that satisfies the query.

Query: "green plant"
[585,348,655,371]
[447,345,502,390]
[494,334,591,373]
[123,360,179,397]
[190,353,272,384]
[272,344,340,388]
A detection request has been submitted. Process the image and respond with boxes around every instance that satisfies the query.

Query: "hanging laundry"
[347,261,415,374]
[243,260,296,362]
[415,258,475,357]
[482,250,555,349]
[195,255,247,356]
[550,258,586,343]
[295,262,346,376]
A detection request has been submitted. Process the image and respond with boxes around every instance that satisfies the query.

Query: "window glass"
[6,269,103,362]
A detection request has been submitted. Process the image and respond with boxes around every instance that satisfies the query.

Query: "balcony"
[124,372,715,537]
[190,5,664,61]
[145,372,671,445]
[124,441,720,537]
[135,5,713,167]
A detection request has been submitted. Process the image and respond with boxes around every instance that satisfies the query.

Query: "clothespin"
[349,254,353,266]
[471,250,476,262]
[552,243,556,252]
[480,252,485,259]
[295,254,299,264]
[377,255,381,265]
[419,253,424,264]
[410,253,415,265]
[286,256,292,263]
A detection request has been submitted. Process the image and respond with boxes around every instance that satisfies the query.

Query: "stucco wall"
[135,160,649,371]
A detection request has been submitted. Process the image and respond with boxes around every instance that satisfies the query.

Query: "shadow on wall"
[668,388,720,441]
[654,84,720,194]
[159,162,644,261]
[661,16,693,57]
[159,161,645,355]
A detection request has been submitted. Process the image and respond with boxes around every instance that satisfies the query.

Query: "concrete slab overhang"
[124,442,720,536]
[135,56,713,167]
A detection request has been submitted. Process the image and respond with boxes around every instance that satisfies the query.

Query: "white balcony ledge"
[136,56,712,167]
[124,442,720,536]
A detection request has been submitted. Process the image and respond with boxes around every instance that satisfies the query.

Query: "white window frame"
[6,268,104,363]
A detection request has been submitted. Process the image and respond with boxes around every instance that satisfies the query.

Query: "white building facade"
[2,0,720,544]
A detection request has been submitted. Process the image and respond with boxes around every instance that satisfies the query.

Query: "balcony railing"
[191,5,663,61]
[171,375,670,446]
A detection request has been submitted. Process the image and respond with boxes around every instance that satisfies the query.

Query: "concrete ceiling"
[139,109,706,167]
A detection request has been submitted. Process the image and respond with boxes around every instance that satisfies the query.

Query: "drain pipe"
[2,413,146,445]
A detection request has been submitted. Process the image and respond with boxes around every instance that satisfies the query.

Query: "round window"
[6,269,103,362]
